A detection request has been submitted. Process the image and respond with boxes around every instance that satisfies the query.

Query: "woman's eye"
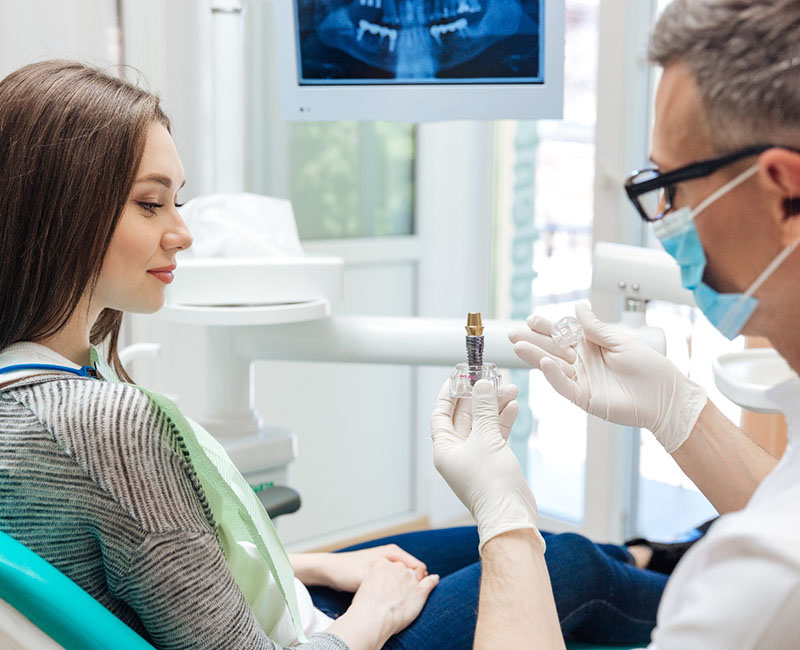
[175,201,185,209]
[138,201,164,215]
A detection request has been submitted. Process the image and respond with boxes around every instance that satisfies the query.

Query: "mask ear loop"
[655,164,761,239]
[744,237,800,299]
[716,228,800,336]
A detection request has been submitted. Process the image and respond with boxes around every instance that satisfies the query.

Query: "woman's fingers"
[382,545,427,574]
[419,572,440,593]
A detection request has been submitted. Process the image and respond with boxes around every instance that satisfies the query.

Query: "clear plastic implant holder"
[449,363,503,398]
[551,316,584,348]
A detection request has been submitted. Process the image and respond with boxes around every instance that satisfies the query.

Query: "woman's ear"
[758,148,800,246]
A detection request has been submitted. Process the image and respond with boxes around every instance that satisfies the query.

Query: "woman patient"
[0,60,672,650]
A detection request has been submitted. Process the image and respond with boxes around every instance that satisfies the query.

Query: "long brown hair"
[0,60,171,381]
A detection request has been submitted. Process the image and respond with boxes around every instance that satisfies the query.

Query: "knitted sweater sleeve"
[118,528,348,650]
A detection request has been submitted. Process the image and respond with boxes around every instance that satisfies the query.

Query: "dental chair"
[0,524,639,650]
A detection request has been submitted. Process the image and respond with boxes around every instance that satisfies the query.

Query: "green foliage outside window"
[289,122,416,240]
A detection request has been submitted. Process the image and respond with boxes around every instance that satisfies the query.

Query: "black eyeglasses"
[624,144,787,222]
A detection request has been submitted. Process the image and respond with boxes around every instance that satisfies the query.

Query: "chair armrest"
[256,485,302,518]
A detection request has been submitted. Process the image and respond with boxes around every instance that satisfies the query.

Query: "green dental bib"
[90,349,307,644]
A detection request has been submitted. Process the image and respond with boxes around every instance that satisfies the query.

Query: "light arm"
[672,400,778,513]
[287,553,329,587]
[475,530,566,650]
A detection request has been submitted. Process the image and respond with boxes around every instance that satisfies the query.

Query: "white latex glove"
[509,302,708,453]
[430,379,545,554]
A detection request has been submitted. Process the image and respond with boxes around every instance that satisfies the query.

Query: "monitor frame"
[274,1,565,122]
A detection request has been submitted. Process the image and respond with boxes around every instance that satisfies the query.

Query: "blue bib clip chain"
[0,363,99,378]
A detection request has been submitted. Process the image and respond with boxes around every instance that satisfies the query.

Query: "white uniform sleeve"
[647,554,800,650]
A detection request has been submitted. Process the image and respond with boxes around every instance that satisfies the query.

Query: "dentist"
[433,0,800,648]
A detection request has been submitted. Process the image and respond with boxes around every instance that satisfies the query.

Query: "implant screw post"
[450,312,502,398]
[465,313,484,383]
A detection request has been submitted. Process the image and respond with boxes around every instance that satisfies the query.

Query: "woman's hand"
[291,545,428,592]
[327,558,440,650]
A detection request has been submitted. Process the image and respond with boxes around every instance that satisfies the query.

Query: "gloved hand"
[509,302,708,453]
[430,379,545,553]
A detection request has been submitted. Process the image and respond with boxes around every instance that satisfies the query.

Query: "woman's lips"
[147,265,175,284]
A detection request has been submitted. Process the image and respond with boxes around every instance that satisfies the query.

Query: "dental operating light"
[274,0,565,121]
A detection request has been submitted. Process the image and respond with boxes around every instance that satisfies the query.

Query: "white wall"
[0,0,214,201]
[0,0,119,78]
[120,0,215,201]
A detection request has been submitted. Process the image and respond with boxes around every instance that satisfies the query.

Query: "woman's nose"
[164,210,193,251]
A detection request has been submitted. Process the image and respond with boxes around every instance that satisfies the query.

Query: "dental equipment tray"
[712,348,796,414]
[165,256,343,307]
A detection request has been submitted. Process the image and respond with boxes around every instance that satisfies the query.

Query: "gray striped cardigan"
[0,374,348,650]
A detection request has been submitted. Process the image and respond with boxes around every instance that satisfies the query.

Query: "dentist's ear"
[759,148,800,245]
[781,196,800,243]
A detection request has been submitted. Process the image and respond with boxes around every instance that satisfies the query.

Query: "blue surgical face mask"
[653,163,800,340]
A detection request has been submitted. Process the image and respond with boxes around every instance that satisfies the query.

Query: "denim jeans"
[308,526,667,649]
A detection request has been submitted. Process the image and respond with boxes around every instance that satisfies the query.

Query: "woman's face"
[93,122,192,316]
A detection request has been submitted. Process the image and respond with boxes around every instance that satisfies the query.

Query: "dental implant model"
[449,312,503,398]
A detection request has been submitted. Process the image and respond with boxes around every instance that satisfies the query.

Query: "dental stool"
[0,529,639,649]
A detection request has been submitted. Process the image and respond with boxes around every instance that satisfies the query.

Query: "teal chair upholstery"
[0,529,155,650]
[0,529,641,650]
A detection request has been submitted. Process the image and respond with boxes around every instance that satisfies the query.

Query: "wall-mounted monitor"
[274,0,564,122]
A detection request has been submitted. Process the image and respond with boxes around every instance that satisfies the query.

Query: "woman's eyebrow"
[134,173,186,190]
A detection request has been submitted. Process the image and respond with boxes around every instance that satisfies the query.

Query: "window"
[493,0,600,523]
[287,122,415,240]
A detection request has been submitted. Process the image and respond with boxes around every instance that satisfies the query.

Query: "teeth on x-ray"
[381,0,400,24]
[429,17,467,45]
[357,19,399,52]
[430,0,482,21]
[304,0,539,81]
[357,1,484,29]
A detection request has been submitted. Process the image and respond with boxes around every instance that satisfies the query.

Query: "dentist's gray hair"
[649,0,800,151]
